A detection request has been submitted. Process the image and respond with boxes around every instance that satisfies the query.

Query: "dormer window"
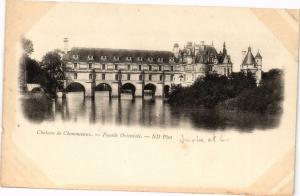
[73,54,79,60]
[148,57,153,62]
[137,57,143,61]
[87,55,93,60]
[100,56,107,60]
[169,57,175,62]
[114,56,120,61]
[126,57,132,61]
[157,58,164,63]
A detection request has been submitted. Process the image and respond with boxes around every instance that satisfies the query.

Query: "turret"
[173,43,180,58]
[223,42,227,56]
[255,50,262,85]
[255,50,262,67]
[241,46,262,85]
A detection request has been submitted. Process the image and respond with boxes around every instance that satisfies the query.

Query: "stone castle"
[62,39,262,98]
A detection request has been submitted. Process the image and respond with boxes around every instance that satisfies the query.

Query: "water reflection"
[22,92,281,131]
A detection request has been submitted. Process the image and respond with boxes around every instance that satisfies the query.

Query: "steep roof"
[255,50,262,59]
[222,55,231,64]
[64,47,174,63]
[242,47,256,65]
[194,45,219,63]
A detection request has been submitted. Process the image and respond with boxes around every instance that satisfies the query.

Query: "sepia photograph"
[20,8,284,131]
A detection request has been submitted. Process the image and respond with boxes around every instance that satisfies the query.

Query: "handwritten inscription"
[179,134,229,144]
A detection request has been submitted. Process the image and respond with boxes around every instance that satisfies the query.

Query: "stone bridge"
[63,71,172,99]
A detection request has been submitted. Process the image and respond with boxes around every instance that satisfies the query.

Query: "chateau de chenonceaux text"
[60,39,262,99]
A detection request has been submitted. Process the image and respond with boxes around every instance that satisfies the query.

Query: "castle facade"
[62,41,234,98]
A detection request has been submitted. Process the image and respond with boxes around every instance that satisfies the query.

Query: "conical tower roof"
[242,47,256,65]
[255,50,262,59]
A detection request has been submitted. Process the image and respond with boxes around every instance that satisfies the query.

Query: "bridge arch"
[66,82,86,97]
[95,83,112,91]
[121,82,136,99]
[94,83,112,98]
[31,87,44,93]
[144,83,156,98]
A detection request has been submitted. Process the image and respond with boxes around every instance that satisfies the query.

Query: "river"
[21,92,281,131]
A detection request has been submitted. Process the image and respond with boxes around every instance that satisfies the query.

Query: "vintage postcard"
[1,0,299,195]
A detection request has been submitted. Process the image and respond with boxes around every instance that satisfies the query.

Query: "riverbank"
[21,91,54,122]
[168,69,283,114]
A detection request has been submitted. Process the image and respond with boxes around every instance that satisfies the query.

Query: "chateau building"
[240,46,262,85]
[63,41,233,98]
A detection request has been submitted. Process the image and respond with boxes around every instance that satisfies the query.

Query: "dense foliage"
[168,70,283,114]
[20,38,65,97]
[40,51,65,94]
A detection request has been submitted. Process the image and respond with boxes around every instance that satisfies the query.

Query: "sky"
[25,3,295,72]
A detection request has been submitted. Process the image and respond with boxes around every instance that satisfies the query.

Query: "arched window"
[171,74,174,81]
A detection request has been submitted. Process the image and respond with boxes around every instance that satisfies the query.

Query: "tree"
[41,50,65,96]
[20,37,35,92]
[22,56,40,83]
[168,70,283,113]
[21,37,34,55]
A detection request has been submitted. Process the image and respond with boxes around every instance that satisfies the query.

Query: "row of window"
[72,54,174,62]
[73,63,175,71]
[73,73,174,81]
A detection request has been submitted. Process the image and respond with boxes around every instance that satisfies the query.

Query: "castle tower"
[255,50,262,85]
[240,46,262,85]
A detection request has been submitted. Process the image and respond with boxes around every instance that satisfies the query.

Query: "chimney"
[173,43,180,58]
[200,41,205,50]
[63,38,69,54]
